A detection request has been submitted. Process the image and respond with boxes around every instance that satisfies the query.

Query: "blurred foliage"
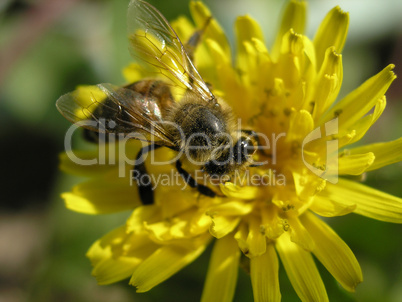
[0,0,401,301]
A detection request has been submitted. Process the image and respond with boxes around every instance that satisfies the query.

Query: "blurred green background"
[0,0,401,301]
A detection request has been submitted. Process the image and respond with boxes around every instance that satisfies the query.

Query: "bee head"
[203,134,257,178]
[233,135,257,164]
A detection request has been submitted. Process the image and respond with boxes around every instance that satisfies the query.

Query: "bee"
[56,0,258,204]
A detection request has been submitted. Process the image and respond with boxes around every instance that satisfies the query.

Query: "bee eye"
[234,136,256,163]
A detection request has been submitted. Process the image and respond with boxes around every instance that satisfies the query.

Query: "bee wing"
[127,0,215,103]
[56,83,177,148]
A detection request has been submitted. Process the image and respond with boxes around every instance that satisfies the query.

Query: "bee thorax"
[168,102,230,163]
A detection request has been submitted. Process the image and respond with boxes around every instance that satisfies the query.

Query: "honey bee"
[56,0,258,204]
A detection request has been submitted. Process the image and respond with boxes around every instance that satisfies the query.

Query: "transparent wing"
[56,83,177,148]
[127,0,216,103]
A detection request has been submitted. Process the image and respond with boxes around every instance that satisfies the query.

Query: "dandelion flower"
[58,1,402,301]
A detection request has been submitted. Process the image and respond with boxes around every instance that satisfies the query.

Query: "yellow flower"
[59,1,402,301]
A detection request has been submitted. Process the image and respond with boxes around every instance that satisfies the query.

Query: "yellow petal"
[59,150,112,177]
[235,15,264,46]
[144,219,183,242]
[126,205,160,233]
[122,63,149,83]
[59,140,142,177]
[320,65,395,128]
[205,39,249,119]
[130,235,210,292]
[88,228,159,286]
[209,215,241,239]
[302,35,317,75]
[246,216,267,257]
[261,204,285,239]
[190,1,231,59]
[250,244,281,302]
[311,47,343,120]
[337,130,356,149]
[92,231,159,285]
[205,38,230,66]
[234,221,249,254]
[281,29,304,55]
[310,195,356,217]
[143,208,206,242]
[189,209,212,236]
[276,233,329,302]
[288,214,315,251]
[325,179,402,223]
[292,171,326,201]
[207,200,254,216]
[314,6,349,68]
[235,15,265,77]
[92,257,139,285]
[344,96,386,146]
[63,85,106,120]
[271,0,307,60]
[301,212,363,292]
[345,138,402,171]
[171,15,195,42]
[276,30,304,89]
[87,225,126,267]
[220,182,261,200]
[201,236,240,302]
[234,217,269,258]
[62,175,139,214]
[338,152,375,175]
[287,110,314,143]
[171,15,217,85]
[154,183,196,218]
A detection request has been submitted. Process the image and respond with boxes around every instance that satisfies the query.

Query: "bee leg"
[175,160,216,198]
[133,144,162,205]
